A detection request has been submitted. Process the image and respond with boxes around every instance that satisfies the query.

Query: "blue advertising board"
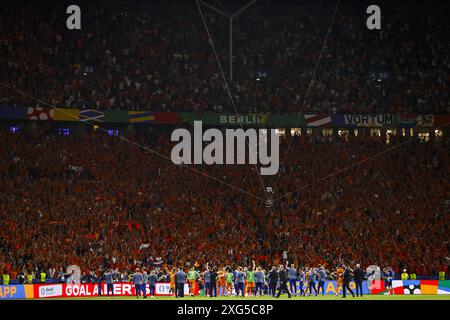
[294,281,370,295]
[0,285,26,299]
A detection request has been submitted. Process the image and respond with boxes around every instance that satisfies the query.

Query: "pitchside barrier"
[1,281,449,299]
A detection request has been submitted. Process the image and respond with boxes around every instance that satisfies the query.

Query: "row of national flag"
[370,280,450,295]
[0,107,181,124]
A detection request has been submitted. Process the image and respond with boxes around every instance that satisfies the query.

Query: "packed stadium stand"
[0,2,448,113]
[0,1,449,285]
[0,127,448,281]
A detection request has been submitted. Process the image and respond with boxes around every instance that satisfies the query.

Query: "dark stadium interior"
[0,1,448,113]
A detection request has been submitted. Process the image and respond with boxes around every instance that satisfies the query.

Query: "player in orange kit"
[168,267,176,296]
[217,267,226,296]
[334,265,344,296]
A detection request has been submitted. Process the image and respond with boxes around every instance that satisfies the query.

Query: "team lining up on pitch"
[93,262,396,299]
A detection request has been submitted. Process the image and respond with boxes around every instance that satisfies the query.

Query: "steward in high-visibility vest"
[410,273,417,280]
[40,272,46,283]
[439,271,446,281]
[401,271,409,280]
[27,273,34,284]
[2,273,10,285]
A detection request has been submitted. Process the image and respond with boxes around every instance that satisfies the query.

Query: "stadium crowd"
[0,127,448,282]
[0,3,448,114]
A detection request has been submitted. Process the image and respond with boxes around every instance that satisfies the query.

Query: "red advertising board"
[32,282,188,298]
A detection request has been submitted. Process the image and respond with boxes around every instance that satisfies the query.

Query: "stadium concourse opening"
[0,0,449,306]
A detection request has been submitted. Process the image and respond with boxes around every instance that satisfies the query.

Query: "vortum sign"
[344,114,395,126]
[171,121,279,175]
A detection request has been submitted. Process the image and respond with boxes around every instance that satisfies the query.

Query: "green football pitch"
[50,294,450,300]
